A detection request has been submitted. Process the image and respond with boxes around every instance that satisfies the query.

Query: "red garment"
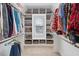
[68,3,79,34]
[52,9,59,32]
[51,8,63,32]
[67,12,76,31]
[52,15,58,31]
[74,12,79,34]
[67,3,76,32]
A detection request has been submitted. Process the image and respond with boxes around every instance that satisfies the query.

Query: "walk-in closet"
[0,3,79,56]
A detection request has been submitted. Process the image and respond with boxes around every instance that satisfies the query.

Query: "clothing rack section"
[0,3,24,42]
[10,3,25,15]
[0,33,24,56]
[58,35,79,48]
[0,33,23,44]
[0,4,25,55]
[0,3,24,56]
[51,3,79,48]
[24,8,54,45]
[0,39,21,56]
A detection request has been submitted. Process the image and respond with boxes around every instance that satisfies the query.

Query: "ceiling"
[24,3,59,10]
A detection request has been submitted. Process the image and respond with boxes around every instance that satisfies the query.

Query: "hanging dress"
[6,4,14,37]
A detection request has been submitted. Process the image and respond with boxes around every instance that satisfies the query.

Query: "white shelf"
[25,14,32,15]
[57,35,79,56]
[25,20,32,22]
[46,20,51,24]
[25,26,32,28]
[32,39,46,40]
[24,44,53,46]
[58,35,72,44]
[58,35,79,48]
[25,26,32,27]
[46,13,53,15]
[25,39,32,40]
[25,32,32,34]
[0,33,24,44]
[46,26,50,29]
[46,19,51,21]
[46,32,50,33]
[46,39,53,40]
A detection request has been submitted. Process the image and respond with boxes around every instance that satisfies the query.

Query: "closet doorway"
[23,3,57,56]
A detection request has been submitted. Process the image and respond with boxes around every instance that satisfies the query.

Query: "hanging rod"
[5,38,20,46]
[4,39,14,46]
[7,3,24,15]
[0,33,24,44]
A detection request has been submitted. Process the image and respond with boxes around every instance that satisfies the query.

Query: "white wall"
[25,3,53,9]
[51,3,60,13]
[24,3,60,11]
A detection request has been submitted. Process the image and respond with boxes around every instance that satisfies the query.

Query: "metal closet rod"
[7,3,24,15]
[5,38,20,46]
[5,39,15,46]
[0,33,24,44]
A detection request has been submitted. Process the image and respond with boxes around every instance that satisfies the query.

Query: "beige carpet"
[22,45,60,56]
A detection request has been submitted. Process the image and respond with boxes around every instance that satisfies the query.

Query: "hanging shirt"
[74,3,79,35]
[10,43,21,56]
[2,4,9,38]
[60,3,67,33]
[6,4,14,37]
[19,13,23,32]
[68,12,76,31]
[13,8,20,33]
[18,12,22,33]
[51,8,63,33]
[67,4,71,32]
[12,7,18,35]
[57,16,63,31]
[51,14,58,32]
[74,12,79,35]
[67,3,76,32]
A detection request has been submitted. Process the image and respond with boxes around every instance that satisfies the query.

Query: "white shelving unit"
[52,32,79,56]
[0,3,25,56]
[24,8,53,45]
